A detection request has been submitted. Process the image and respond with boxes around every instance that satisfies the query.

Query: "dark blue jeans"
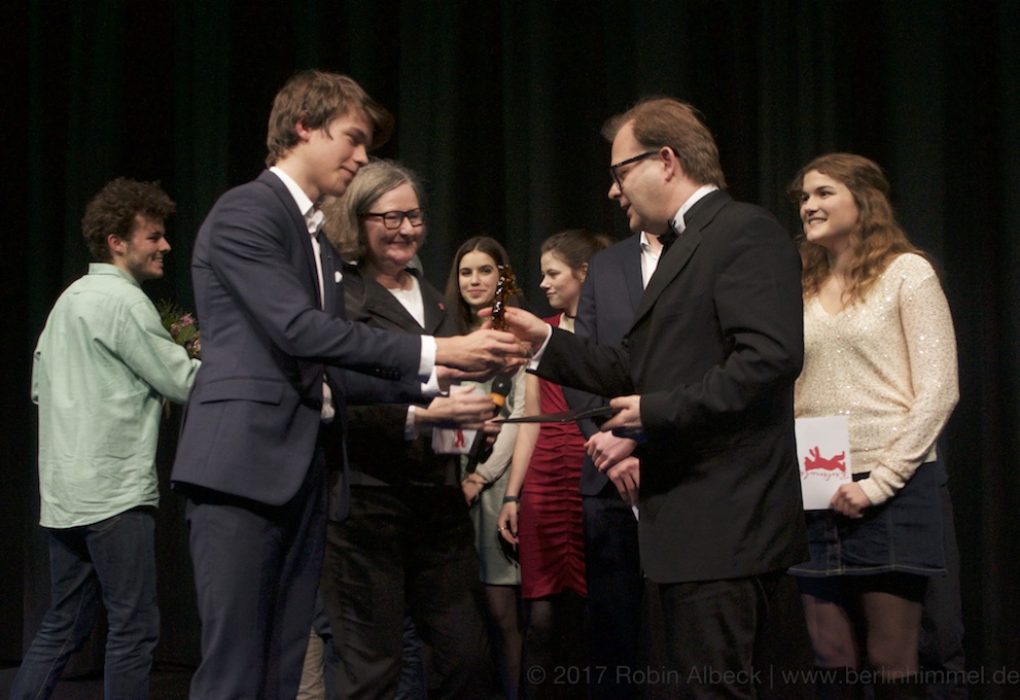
[10,508,159,700]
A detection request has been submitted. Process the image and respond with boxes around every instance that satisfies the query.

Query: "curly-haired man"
[12,178,199,699]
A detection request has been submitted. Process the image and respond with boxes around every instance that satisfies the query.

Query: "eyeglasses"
[609,150,660,190]
[360,208,424,230]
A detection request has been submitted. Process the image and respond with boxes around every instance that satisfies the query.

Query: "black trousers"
[652,572,787,700]
[320,485,497,699]
[582,489,643,699]
[185,449,327,700]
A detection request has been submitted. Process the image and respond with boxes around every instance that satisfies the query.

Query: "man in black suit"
[496,98,808,698]
[562,231,654,699]
[171,71,521,699]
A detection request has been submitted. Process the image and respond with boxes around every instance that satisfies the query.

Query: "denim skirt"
[789,461,945,577]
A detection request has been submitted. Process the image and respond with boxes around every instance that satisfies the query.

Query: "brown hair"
[265,70,394,167]
[320,159,426,263]
[789,153,926,304]
[81,178,175,262]
[540,229,612,278]
[444,236,519,334]
[602,97,726,188]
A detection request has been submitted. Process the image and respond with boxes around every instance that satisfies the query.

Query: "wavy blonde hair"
[789,153,926,304]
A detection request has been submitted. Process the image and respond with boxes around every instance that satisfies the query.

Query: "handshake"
[434,307,549,383]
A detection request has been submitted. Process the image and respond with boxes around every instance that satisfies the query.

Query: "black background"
[3,2,1017,695]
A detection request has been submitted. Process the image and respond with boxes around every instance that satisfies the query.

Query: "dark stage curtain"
[6,1,1018,694]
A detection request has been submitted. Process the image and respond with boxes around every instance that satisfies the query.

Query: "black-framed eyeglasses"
[609,150,660,190]
[360,208,424,230]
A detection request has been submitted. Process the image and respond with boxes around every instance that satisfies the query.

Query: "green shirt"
[32,263,200,528]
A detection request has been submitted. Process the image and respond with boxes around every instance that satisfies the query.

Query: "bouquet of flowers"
[157,300,201,359]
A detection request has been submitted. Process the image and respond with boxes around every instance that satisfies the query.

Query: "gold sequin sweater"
[794,253,959,506]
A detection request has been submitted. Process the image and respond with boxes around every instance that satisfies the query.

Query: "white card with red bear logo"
[795,416,853,510]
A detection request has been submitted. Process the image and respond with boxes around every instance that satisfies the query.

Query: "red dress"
[518,315,587,600]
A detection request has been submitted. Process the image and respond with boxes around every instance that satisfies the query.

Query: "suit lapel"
[360,271,443,334]
[631,190,731,328]
[343,263,444,334]
[419,276,448,335]
[362,280,414,329]
[319,237,338,315]
[258,171,322,306]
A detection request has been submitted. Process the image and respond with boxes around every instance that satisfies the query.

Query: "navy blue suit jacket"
[563,234,644,496]
[172,171,424,515]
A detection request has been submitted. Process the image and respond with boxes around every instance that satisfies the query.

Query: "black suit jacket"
[339,264,461,490]
[563,234,644,496]
[173,171,424,516]
[537,190,808,583]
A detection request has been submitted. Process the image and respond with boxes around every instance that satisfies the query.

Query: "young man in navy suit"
[171,71,521,699]
[495,98,808,699]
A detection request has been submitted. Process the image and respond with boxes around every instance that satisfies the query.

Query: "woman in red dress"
[498,229,610,697]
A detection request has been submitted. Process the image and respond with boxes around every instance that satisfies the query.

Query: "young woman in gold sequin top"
[789,153,959,698]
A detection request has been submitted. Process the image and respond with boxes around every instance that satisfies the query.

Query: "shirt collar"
[269,166,322,233]
[672,184,719,234]
[88,262,141,288]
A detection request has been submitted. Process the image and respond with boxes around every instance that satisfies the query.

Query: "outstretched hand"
[415,386,500,429]
[435,328,530,377]
[478,306,550,349]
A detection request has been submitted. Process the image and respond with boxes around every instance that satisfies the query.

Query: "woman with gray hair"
[318,159,500,698]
